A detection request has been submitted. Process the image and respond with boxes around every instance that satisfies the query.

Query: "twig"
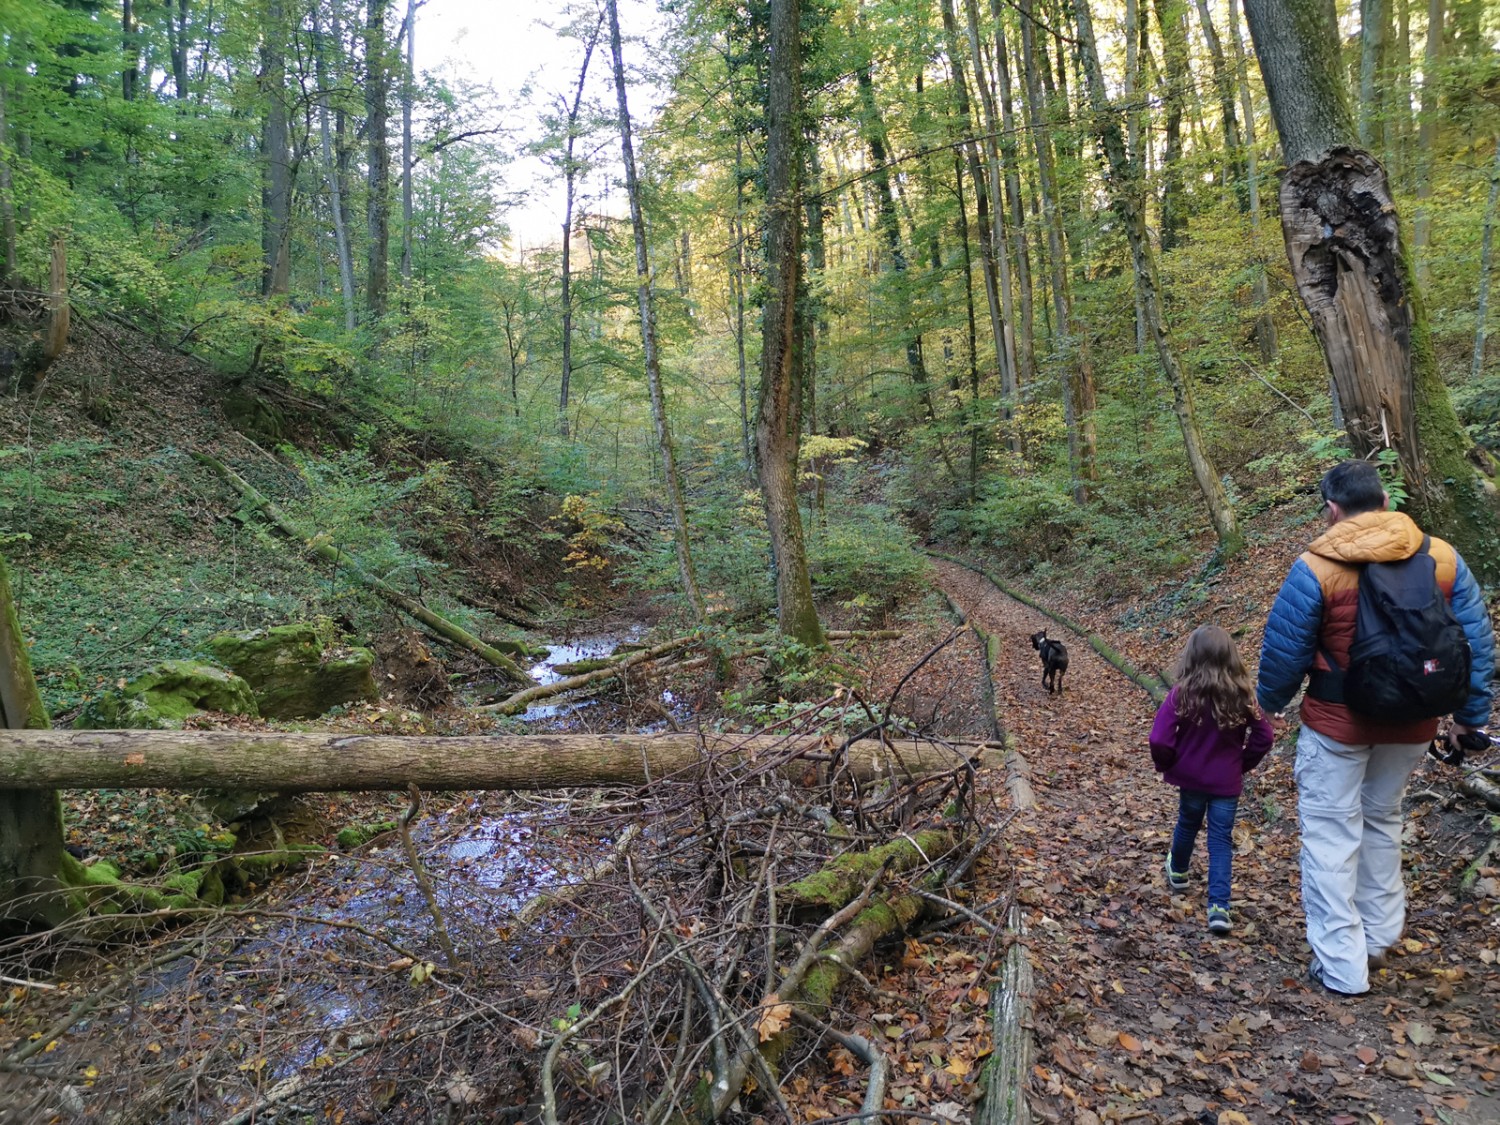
[398,783,459,968]
[793,1008,889,1122]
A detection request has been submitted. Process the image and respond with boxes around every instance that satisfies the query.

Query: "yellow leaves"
[756,995,793,1042]
[1117,1032,1143,1054]
[943,1055,972,1079]
[1217,1112,1253,1125]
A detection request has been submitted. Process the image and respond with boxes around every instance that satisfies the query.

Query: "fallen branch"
[193,453,531,683]
[397,784,458,967]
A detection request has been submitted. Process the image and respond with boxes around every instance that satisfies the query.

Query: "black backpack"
[1308,537,1472,722]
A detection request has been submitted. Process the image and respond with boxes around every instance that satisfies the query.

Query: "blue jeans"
[1170,790,1239,910]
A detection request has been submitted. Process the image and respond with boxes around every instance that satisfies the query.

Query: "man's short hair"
[1321,459,1388,515]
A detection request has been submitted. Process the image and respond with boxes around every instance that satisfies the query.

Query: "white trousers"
[1294,726,1428,994]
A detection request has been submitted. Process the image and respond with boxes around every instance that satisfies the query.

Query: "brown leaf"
[1300,1051,1321,1072]
[755,996,792,1043]
[1355,1046,1378,1065]
[1117,1032,1142,1054]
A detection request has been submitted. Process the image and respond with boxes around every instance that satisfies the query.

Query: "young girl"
[1150,624,1274,935]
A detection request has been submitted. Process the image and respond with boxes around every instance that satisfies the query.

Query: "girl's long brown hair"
[1172,624,1259,731]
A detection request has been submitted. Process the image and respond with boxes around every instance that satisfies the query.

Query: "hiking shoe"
[1163,853,1189,892]
[1308,958,1369,997]
[1207,906,1232,935]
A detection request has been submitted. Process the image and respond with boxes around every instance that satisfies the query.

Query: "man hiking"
[1256,460,1494,996]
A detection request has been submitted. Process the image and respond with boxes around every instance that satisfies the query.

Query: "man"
[1257,460,1494,996]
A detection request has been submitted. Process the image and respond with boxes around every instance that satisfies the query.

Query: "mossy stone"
[204,623,378,719]
[76,660,259,729]
[221,387,288,442]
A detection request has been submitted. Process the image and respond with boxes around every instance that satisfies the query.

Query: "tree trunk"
[43,237,69,364]
[260,0,292,298]
[733,138,751,469]
[1153,0,1190,250]
[398,0,416,284]
[1359,0,1389,150]
[1073,0,1243,557]
[1472,139,1500,382]
[1019,0,1097,499]
[1193,0,1247,209]
[1225,0,1278,361]
[365,0,391,321]
[314,10,358,333]
[559,18,601,439]
[0,550,70,932]
[960,0,1020,412]
[169,0,191,100]
[0,730,989,792]
[757,0,824,647]
[122,0,138,102]
[605,0,706,623]
[1412,0,1442,282]
[856,48,937,422]
[0,84,14,284]
[938,0,1010,436]
[991,6,1036,390]
[1243,0,1498,573]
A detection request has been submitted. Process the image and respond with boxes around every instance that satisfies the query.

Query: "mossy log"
[0,730,994,792]
[782,828,957,912]
[194,454,531,684]
[977,903,1034,1125]
[1459,773,1500,812]
[931,552,1168,702]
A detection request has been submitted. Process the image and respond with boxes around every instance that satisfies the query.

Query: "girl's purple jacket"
[1149,686,1274,797]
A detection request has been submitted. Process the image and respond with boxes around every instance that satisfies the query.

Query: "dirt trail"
[934,559,1500,1125]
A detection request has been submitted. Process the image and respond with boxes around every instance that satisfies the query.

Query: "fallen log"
[0,730,994,792]
[194,454,532,684]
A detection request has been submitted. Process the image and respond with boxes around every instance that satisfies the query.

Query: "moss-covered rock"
[75,660,259,729]
[336,820,398,849]
[204,622,378,719]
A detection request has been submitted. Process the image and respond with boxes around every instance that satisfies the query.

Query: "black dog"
[1030,630,1068,694]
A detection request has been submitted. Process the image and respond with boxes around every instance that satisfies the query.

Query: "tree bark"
[43,237,69,364]
[0,730,990,792]
[260,0,292,298]
[1412,0,1441,281]
[0,83,14,283]
[558,15,601,439]
[1020,0,1097,498]
[1153,0,1190,250]
[1193,0,1247,208]
[1359,0,1389,150]
[1225,0,1278,361]
[733,137,751,469]
[1243,0,1498,573]
[991,6,1036,390]
[605,0,707,624]
[168,0,191,100]
[757,0,824,647]
[0,550,70,932]
[122,0,138,102]
[313,8,358,333]
[398,0,416,285]
[1073,0,1243,557]
[1472,139,1500,382]
[938,0,1011,436]
[365,0,392,321]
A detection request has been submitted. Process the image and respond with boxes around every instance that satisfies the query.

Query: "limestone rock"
[205,622,378,719]
[75,661,259,729]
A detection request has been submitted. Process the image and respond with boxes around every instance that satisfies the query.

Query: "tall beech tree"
[1242,0,1499,571]
[757,0,823,647]
[1073,0,1242,557]
[604,0,706,623]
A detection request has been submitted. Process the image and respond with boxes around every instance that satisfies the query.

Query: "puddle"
[522,626,648,720]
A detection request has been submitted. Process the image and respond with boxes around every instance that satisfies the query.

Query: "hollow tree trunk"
[0,551,70,931]
[1073,0,1243,557]
[0,730,989,792]
[758,0,823,647]
[1243,0,1497,573]
[605,0,707,623]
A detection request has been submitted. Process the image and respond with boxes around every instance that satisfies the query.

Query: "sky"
[415,0,668,251]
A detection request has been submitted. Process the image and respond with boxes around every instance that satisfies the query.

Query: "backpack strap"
[1304,535,1432,706]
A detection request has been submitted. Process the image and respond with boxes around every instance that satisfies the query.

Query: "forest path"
[932,558,1499,1125]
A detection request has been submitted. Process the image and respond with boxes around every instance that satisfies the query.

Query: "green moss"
[784,829,954,910]
[205,623,377,719]
[336,821,397,849]
[76,660,258,729]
